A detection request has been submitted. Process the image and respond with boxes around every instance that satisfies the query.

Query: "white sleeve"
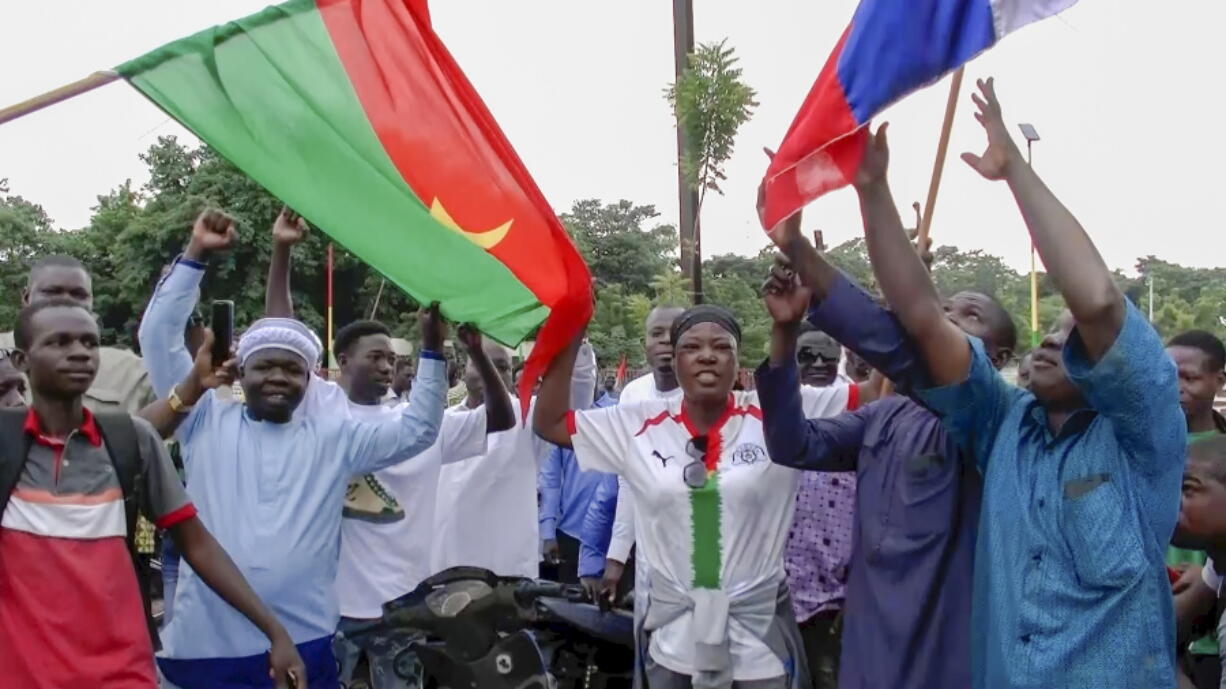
[1204,558,1223,593]
[606,476,636,563]
[439,406,489,465]
[799,383,853,419]
[570,404,636,475]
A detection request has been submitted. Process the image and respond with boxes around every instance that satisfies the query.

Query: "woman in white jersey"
[534,289,859,689]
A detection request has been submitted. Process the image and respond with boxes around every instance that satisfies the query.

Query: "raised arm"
[759,271,866,471]
[961,78,1123,360]
[139,210,237,399]
[344,306,447,474]
[264,207,306,318]
[532,334,584,448]
[138,329,235,439]
[457,326,514,433]
[855,125,970,386]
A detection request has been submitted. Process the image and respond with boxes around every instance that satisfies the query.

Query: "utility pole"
[1018,123,1041,347]
[672,0,702,304]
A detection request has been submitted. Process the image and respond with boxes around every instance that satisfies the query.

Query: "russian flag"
[760,0,1077,231]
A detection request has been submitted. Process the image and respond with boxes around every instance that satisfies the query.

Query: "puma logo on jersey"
[652,450,674,468]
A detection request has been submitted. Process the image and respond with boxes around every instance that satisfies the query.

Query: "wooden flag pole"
[916,66,965,246]
[0,71,120,126]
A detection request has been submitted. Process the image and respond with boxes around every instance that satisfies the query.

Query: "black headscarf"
[670,305,742,347]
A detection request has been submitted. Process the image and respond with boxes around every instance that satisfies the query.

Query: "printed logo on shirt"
[731,443,767,466]
[652,450,674,468]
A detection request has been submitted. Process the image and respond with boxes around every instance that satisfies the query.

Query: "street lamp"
[1018,123,1041,347]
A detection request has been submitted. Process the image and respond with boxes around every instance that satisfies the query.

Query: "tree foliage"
[4,144,1223,370]
[665,39,758,199]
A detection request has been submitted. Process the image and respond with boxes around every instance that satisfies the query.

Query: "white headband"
[236,317,321,367]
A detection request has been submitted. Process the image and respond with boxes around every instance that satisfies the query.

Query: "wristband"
[168,385,194,414]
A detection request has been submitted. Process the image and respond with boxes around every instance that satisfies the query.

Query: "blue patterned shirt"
[917,303,1185,689]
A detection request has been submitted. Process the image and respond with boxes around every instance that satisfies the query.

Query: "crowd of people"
[1,78,1225,689]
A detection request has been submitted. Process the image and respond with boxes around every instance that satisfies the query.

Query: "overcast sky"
[2,1,1222,276]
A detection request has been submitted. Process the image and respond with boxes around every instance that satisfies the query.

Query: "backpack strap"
[94,411,161,651]
[0,408,33,520]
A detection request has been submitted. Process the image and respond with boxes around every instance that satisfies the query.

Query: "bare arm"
[264,207,306,318]
[459,326,514,433]
[171,517,305,687]
[962,78,1123,360]
[855,125,971,386]
[138,330,235,439]
[533,335,583,448]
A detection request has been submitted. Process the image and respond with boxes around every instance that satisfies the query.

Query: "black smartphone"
[210,300,234,364]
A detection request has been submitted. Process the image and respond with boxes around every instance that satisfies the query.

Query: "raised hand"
[187,209,238,260]
[419,303,447,353]
[854,123,890,190]
[960,77,1022,181]
[192,329,238,392]
[758,147,803,248]
[762,256,811,327]
[456,323,482,354]
[272,206,308,247]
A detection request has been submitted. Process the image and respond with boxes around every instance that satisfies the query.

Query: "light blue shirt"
[538,394,616,543]
[140,260,445,659]
[917,303,1185,689]
[577,473,619,578]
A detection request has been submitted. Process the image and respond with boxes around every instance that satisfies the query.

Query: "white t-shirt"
[571,386,852,681]
[431,343,597,578]
[334,400,489,619]
[1203,557,1222,593]
[608,374,683,563]
[430,397,552,577]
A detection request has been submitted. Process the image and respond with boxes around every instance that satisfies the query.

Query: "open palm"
[960,78,1020,181]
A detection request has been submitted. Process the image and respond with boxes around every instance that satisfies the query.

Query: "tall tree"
[561,199,677,295]
[666,39,758,302]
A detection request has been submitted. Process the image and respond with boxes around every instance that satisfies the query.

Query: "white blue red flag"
[760,0,1077,230]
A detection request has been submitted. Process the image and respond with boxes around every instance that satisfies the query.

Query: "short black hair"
[1189,435,1226,485]
[333,320,392,357]
[1169,330,1226,372]
[15,298,93,351]
[28,255,86,281]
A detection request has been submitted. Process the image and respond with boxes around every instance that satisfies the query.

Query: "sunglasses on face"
[683,436,710,489]
[796,349,839,365]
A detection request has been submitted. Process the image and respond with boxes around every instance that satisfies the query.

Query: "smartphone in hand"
[210,300,234,365]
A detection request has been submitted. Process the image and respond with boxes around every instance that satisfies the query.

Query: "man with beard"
[140,209,449,688]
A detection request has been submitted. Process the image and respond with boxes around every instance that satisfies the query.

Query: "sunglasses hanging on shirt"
[683,436,710,489]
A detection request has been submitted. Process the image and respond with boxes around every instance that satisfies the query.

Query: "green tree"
[561,199,677,295]
[666,39,758,301]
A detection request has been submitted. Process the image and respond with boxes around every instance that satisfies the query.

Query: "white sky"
[1,1,1222,276]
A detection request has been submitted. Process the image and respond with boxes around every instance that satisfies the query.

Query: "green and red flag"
[116,0,592,410]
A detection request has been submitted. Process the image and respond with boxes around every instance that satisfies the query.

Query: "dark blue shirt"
[756,272,979,689]
[917,303,1184,689]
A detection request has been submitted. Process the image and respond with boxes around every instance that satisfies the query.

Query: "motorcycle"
[340,566,635,689]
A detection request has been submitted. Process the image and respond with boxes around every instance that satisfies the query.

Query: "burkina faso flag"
[116,0,592,407]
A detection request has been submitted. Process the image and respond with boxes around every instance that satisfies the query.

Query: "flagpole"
[326,242,335,373]
[916,67,965,246]
[0,71,120,126]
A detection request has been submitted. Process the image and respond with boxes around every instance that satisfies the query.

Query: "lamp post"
[1018,123,1041,347]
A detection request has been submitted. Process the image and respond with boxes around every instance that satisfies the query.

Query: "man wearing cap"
[138,210,448,689]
